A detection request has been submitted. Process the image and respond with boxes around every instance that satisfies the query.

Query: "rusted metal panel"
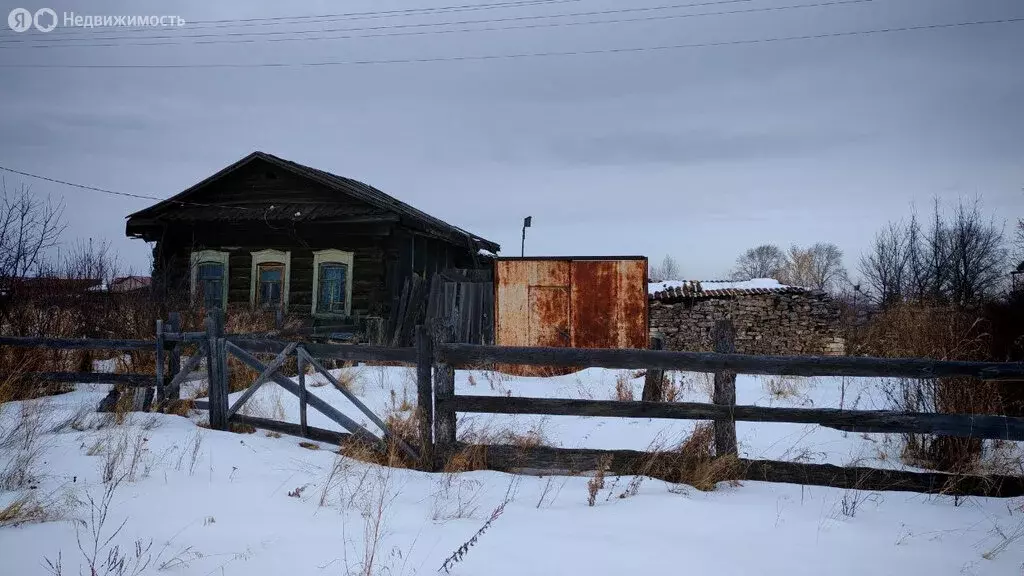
[494,256,648,376]
[570,259,648,351]
[529,286,570,348]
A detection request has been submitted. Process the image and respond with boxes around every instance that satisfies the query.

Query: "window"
[190,250,229,310]
[312,249,354,316]
[257,263,285,309]
[317,263,348,313]
[249,250,290,311]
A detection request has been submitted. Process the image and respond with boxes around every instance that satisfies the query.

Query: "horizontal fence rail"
[0,336,156,350]
[469,443,1024,497]
[446,396,1024,441]
[230,338,416,364]
[0,371,154,386]
[439,344,1024,380]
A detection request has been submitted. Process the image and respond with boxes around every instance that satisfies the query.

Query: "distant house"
[1013,261,1024,293]
[124,152,499,324]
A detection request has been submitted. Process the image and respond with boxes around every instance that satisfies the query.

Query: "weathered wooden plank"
[0,336,155,350]
[226,342,298,419]
[416,324,434,470]
[207,311,228,431]
[432,321,457,468]
[300,349,418,461]
[438,344,1024,380]
[163,331,207,342]
[711,320,738,457]
[166,351,204,396]
[446,395,1024,441]
[229,414,353,446]
[468,443,1024,497]
[166,312,183,399]
[155,319,166,402]
[225,342,384,447]
[298,350,308,436]
[4,372,154,386]
[229,338,416,364]
[641,334,665,402]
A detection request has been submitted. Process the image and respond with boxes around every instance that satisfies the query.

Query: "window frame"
[311,249,354,317]
[249,249,291,312]
[190,250,230,310]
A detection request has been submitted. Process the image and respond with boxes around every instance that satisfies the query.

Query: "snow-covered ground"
[2,366,1022,575]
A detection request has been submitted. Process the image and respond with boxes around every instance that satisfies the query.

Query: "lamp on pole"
[521,216,532,257]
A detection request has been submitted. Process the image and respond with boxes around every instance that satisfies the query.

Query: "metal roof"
[126,151,500,252]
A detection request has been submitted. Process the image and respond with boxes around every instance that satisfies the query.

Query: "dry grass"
[764,376,810,402]
[0,493,48,526]
[613,373,635,401]
[587,456,611,506]
[855,302,1009,473]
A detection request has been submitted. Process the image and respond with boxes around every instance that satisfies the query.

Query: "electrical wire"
[0,0,752,45]
[1,16,1019,69]
[4,0,868,50]
[0,164,258,211]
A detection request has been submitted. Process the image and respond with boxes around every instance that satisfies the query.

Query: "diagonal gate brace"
[227,342,298,419]
[299,348,418,462]
[224,341,391,451]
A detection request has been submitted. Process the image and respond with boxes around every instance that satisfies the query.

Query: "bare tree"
[859,222,911,305]
[779,243,848,292]
[944,199,1006,305]
[649,255,681,282]
[60,238,121,285]
[858,197,1009,306]
[0,181,66,280]
[730,244,786,280]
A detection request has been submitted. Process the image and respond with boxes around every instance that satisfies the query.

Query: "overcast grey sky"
[0,0,1021,279]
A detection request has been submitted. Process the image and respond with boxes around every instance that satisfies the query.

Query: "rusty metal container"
[494,256,649,376]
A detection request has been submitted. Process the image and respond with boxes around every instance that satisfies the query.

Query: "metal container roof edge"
[494,255,648,261]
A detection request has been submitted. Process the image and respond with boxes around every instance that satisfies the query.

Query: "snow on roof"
[649,278,806,300]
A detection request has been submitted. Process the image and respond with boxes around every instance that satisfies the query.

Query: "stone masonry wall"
[649,291,845,355]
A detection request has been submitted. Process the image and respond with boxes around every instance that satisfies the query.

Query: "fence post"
[641,333,665,402]
[206,309,228,430]
[297,347,308,437]
[711,320,738,456]
[155,319,165,403]
[166,312,182,400]
[431,320,456,470]
[415,324,434,471]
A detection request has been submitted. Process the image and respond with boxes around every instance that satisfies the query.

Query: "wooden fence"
[5,313,1024,497]
[419,321,1024,498]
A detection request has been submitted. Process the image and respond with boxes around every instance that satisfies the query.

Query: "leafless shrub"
[613,373,634,401]
[587,456,611,506]
[340,465,407,576]
[65,474,153,576]
[438,479,518,574]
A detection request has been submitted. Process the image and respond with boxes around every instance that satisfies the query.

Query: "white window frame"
[250,249,291,311]
[190,250,230,309]
[312,249,354,317]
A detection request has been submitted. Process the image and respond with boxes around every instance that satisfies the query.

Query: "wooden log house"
[125,152,499,331]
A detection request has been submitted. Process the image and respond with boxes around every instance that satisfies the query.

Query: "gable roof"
[125,151,500,252]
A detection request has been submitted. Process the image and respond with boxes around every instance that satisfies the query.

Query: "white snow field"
[1,366,1022,576]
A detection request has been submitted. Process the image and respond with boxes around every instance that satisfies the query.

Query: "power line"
[0,165,258,211]
[4,0,867,50]
[0,0,587,36]
[1,16,1020,68]
[0,0,751,45]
